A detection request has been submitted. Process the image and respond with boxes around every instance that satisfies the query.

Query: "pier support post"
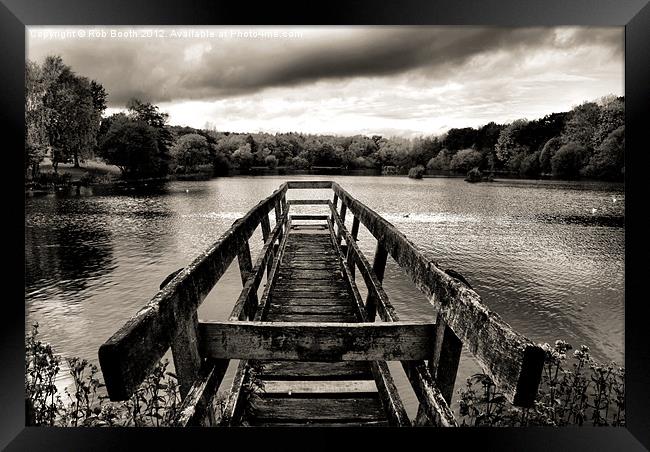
[430,312,463,405]
[260,214,274,278]
[237,240,258,319]
[336,203,347,246]
[365,242,388,321]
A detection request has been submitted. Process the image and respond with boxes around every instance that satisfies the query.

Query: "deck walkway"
[243,228,387,426]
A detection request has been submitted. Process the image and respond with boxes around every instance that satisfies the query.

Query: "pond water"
[25,175,625,418]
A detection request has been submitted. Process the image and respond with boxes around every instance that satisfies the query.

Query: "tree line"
[25,55,625,182]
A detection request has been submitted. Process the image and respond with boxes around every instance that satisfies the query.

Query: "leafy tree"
[495,119,529,164]
[551,143,587,179]
[125,99,173,175]
[25,61,48,178]
[585,125,624,180]
[443,127,477,151]
[170,133,212,173]
[539,137,563,174]
[520,151,541,178]
[98,114,163,178]
[562,101,600,150]
[264,154,278,169]
[427,148,453,171]
[232,143,254,171]
[450,149,483,173]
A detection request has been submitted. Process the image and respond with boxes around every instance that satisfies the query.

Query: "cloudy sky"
[27,26,623,137]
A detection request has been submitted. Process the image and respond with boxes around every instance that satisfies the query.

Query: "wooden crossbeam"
[198,321,435,362]
[287,199,330,205]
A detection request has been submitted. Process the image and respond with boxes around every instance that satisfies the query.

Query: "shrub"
[465,167,482,183]
[458,340,625,427]
[25,323,181,427]
[408,165,425,179]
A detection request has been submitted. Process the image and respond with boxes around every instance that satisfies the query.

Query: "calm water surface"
[25,175,625,417]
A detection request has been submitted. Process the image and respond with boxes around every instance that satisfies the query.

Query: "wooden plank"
[266,314,355,323]
[267,305,357,315]
[198,321,435,361]
[257,361,373,379]
[270,297,351,307]
[172,359,229,427]
[248,397,384,421]
[332,182,545,407]
[270,290,351,299]
[98,183,288,401]
[250,420,389,427]
[287,199,330,205]
[289,215,329,221]
[262,380,378,394]
[286,181,333,189]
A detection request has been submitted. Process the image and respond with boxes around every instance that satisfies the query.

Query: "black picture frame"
[4,0,649,450]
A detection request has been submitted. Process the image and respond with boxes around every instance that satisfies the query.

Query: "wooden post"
[170,311,202,401]
[331,194,338,224]
[346,216,359,279]
[336,203,347,246]
[159,274,204,403]
[430,311,463,405]
[260,214,274,278]
[365,241,388,321]
[274,199,284,242]
[351,216,360,241]
[237,240,258,319]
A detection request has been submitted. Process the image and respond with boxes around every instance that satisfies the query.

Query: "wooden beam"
[262,380,378,394]
[332,182,544,407]
[198,321,435,362]
[289,214,329,221]
[172,359,229,427]
[286,180,333,189]
[402,361,458,427]
[98,183,288,401]
[287,199,330,205]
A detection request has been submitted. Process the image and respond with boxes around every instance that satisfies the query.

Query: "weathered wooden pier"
[98,181,545,427]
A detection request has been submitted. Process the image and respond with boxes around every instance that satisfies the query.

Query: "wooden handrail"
[331,182,545,407]
[98,183,288,401]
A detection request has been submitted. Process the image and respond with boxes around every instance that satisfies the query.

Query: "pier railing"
[98,180,544,427]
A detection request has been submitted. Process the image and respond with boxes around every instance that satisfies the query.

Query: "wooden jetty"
[98,181,546,427]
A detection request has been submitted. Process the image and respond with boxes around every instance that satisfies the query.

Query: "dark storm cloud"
[27,26,622,107]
